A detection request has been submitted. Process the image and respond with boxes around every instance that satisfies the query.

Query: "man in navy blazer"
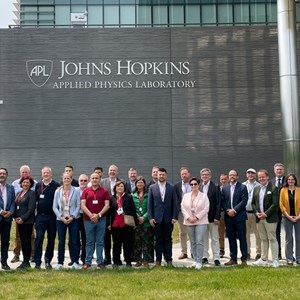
[0,167,16,270]
[148,168,178,266]
[222,169,248,265]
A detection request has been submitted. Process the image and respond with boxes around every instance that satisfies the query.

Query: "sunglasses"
[80,180,88,182]
[190,183,198,186]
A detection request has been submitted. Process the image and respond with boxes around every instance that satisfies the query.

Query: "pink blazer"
[181,191,209,225]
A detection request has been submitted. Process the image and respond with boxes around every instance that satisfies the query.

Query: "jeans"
[186,224,208,263]
[56,218,80,265]
[84,217,106,265]
[283,217,300,263]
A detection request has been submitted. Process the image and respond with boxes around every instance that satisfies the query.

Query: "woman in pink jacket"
[181,177,209,269]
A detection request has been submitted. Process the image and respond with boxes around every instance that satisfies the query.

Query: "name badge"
[117,207,124,215]
[40,194,45,199]
[17,206,19,210]
[139,207,142,213]
[93,200,98,205]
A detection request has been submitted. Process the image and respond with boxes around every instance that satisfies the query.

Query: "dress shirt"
[0,184,7,211]
[181,181,191,195]
[158,182,166,202]
[230,183,236,209]
[202,181,210,195]
[259,185,266,212]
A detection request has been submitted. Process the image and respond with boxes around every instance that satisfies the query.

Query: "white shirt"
[0,183,7,211]
[230,183,236,209]
[202,181,210,195]
[259,186,267,213]
[181,181,191,195]
[158,182,166,202]
[243,180,258,211]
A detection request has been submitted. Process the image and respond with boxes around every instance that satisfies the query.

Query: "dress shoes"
[104,258,112,265]
[1,263,11,270]
[143,261,149,267]
[214,260,221,266]
[97,264,106,270]
[17,262,31,270]
[287,261,293,266]
[202,257,208,264]
[155,261,161,267]
[241,260,247,266]
[255,254,261,260]
[178,253,188,260]
[82,263,91,269]
[224,260,237,266]
[45,261,52,269]
[166,261,173,267]
[135,262,142,267]
[219,250,225,258]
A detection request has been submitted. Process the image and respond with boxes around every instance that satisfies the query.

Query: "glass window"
[120,0,136,3]
[137,5,151,25]
[218,4,233,25]
[185,5,200,25]
[266,3,277,23]
[250,3,266,24]
[39,6,54,12]
[296,3,300,23]
[202,5,216,25]
[55,5,71,25]
[120,5,135,25]
[88,5,103,25]
[234,4,249,24]
[55,0,70,3]
[104,0,118,3]
[38,0,54,3]
[71,5,87,12]
[104,5,119,26]
[153,5,168,25]
[39,13,54,20]
[23,6,38,12]
[22,13,38,20]
[71,0,87,4]
[87,0,103,3]
[169,5,184,25]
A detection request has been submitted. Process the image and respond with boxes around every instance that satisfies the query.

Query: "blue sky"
[0,0,15,28]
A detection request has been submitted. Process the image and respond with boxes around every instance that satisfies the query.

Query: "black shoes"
[202,257,208,264]
[214,260,221,266]
[17,262,31,270]
[45,261,52,269]
[1,263,11,270]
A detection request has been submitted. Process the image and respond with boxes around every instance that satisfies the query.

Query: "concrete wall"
[0,27,282,183]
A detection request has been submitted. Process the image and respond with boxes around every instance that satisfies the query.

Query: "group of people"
[0,162,299,271]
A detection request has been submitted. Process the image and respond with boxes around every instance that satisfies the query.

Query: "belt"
[246,210,254,213]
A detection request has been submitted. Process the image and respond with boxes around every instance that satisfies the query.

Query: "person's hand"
[150,219,156,227]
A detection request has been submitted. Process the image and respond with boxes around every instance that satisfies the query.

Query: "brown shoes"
[178,253,188,260]
[155,261,161,266]
[82,263,91,269]
[97,264,105,270]
[166,261,173,267]
[224,260,237,266]
[135,262,142,267]
[143,262,149,267]
[241,260,247,266]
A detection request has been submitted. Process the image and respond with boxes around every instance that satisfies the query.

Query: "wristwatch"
[98,213,102,219]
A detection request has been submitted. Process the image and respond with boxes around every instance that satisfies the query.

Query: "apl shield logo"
[26,60,53,87]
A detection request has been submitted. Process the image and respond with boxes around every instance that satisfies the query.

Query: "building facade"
[14,0,300,28]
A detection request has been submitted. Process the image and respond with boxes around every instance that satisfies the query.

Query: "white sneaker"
[272,260,279,268]
[56,264,63,270]
[195,262,202,270]
[72,262,81,270]
[252,258,268,266]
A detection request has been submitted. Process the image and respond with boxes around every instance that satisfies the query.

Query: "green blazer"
[251,182,279,223]
[131,192,150,228]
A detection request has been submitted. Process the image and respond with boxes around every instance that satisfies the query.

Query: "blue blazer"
[0,183,16,222]
[222,182,248,222]
[148,182,178,223]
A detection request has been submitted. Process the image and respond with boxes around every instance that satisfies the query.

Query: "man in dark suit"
[0,167,16,270]
[270,162,285,260]
[174,167,191,259]
[148,168,178,266]
[200,168,221,266]
[222,169,248,265]
[252,169,279,267]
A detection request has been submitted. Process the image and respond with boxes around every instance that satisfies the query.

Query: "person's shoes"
[1,263,11,270]
[202,257,208,264]
[45,262,52,269]
[247,254,251,260]
[68,262,73,266]
[72,262,81,270]
[241,260,247,266]
[104,259,112,265]
[255,254,261,260]
[126,263,132,268]
[219,250,225,258]
[278,254,282,260]
[30,256,35,263]
[252,258,268,266]
[155,261,161,267]
[11,255,20,263]
[56,264,63,270]
[143,261,149,267]
[35,264,41,269]
[82,263,91,269]
[178,253,188,259]
[195,262,202,270]
[224,260,237,266]
[17,262,31,270]
[214,260,221,266]
[287,261,293,266]
[272,260,279,268]
[166,261,173,267]
[135,262,142,267]
[97,264,106,270]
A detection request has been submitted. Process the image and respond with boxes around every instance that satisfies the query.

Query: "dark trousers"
[104,226,112,261]
[78,215,86,263]
[0,219,12,265]
[34,214,56,266]
[133,224,154,263]
[276,214,282,257]
[19,223,33,264]
[112,226,134,265]
[225,216,247,261]
[154,221,174,262]
[56,219,79,265]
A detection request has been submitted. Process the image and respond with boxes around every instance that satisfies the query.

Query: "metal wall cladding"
[0,27,282,183]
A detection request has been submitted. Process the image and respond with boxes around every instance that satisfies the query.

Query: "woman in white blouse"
[181,177,209,269]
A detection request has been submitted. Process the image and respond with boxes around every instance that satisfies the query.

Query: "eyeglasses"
[80,180,88,182]
[190,183,198,186]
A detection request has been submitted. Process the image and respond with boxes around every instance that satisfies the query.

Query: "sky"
[0,0,15,28]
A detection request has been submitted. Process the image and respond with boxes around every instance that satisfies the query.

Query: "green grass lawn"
[1,266,299,300]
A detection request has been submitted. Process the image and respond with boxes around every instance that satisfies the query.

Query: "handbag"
[124,215,135,227]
